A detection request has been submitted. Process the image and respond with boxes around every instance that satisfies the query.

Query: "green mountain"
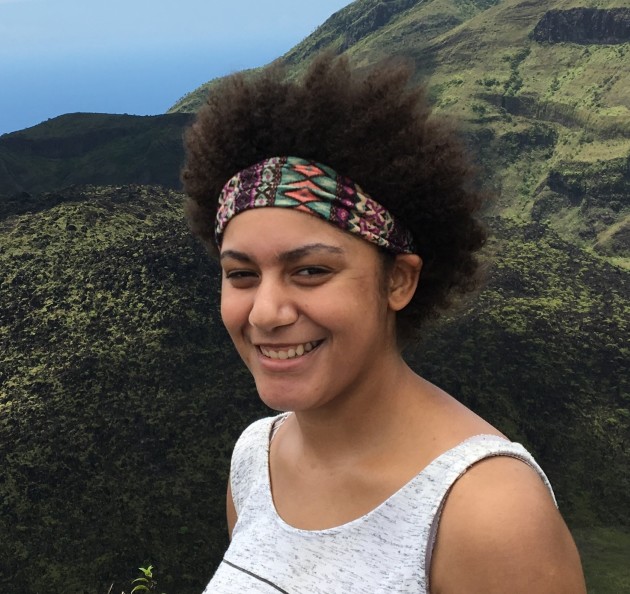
[172,0,630,268]
[0,186,257,593]
[3,1,628,265]
[1,0,629,592]
[1,185,627,593]
[0,112,192,199]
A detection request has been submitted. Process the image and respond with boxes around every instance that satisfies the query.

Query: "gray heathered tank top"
[203,414,555,593]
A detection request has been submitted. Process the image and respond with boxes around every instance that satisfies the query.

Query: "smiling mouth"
[258,341,323,360]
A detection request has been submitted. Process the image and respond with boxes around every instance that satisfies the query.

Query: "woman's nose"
[248,278,298,331]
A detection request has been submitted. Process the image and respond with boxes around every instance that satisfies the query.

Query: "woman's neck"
[285,354,428,466]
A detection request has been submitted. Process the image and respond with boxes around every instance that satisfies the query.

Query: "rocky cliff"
[532,8,630,45]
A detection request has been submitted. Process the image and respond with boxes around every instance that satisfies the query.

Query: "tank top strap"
[230,415,281,516]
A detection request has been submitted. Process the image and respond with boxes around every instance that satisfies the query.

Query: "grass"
[574,526,630,593]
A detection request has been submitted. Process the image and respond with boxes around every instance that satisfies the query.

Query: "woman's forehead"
[222,208,345,245]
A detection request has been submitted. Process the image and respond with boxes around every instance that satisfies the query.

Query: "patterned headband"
[215,156,415,254]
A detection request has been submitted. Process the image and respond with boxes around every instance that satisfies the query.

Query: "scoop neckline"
[263,413,508,535]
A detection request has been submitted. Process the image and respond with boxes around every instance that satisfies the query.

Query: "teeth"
[260,341,319,360]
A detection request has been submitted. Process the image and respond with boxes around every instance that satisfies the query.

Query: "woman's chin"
[255,383,319,413]
[257,391,303,413]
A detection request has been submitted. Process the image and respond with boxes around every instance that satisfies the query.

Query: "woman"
[183,54,586,593]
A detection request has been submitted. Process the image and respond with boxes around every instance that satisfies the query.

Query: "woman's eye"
[224,270,258,285]
[225,270,255,278]
[295,267,330,278]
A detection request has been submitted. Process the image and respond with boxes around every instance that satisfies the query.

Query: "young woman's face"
[219,208,397,413]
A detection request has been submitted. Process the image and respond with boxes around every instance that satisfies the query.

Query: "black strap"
[223,559,291,594]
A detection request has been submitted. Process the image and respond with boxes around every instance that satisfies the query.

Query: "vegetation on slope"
[0,112,192,197]
[1,185,627,592]
[413,218,629,524]
[0,185,263,593]
[573,526,630,593]
[170,0,630,266]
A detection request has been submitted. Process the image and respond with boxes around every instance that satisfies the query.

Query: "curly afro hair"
[182,52,488,342]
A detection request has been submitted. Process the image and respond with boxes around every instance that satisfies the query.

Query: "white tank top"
[203,414,555,593]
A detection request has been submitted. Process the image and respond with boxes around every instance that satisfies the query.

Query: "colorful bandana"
[215,156,415,254]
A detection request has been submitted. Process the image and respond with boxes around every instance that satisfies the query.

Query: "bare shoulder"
[430,456,586,594]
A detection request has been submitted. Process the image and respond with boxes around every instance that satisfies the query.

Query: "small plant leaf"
[131,586,150,594]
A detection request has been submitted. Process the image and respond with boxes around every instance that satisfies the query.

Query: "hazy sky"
[0,0,353,135]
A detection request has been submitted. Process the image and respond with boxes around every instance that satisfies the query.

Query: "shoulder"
[430,455,586,594]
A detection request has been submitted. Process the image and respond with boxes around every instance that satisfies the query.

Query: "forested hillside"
[0,113,191,198]
[1,185,627,592]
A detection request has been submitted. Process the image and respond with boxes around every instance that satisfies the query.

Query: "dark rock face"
[532,8,630,44]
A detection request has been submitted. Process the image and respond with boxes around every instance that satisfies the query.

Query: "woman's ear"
[388,254,422,311]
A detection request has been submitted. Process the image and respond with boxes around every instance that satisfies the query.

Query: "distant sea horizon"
[1,42,288,136]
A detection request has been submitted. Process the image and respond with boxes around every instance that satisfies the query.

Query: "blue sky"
[0,0,352,135]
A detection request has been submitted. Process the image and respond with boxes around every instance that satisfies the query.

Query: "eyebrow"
[220,243,345,264]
